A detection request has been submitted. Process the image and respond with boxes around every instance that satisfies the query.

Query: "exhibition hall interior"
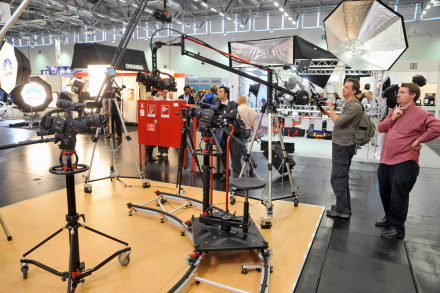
[1,0,440,292]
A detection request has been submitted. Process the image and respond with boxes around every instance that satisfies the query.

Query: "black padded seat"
[229,177,266,190]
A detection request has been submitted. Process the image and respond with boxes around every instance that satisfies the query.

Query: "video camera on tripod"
[38,100,104,136]
[183,102,227,138]
[37,100,104,150]
[136,69,177,92]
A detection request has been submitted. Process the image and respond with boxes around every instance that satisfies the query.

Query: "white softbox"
[324,0,408,71]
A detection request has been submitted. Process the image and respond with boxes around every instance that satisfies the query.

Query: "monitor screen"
[107,67,116,78]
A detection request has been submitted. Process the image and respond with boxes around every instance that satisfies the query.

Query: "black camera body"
[184,103,226,137]
[37,100,104,149]
[136,70,177,92]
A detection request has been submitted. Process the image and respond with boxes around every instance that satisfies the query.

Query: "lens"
[136,72,146,82]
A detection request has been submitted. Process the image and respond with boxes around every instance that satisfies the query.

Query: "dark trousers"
[331,143,356,214]
[146,145,155,159]
[158,146,169,154]
[220,138,242,177]
[239,129,256,166]
[377,160,419,232]
[110,114,122,137]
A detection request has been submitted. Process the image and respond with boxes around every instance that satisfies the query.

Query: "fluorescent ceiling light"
[201,2,208,7]
[274,2,279,7]
[284,12,288,16]
[279,7,284,12]
[211,8,216,12]
[219,13,224,16]
[227,17,231,20]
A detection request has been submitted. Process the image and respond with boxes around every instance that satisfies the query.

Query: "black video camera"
[184,103,226,137]
[38,100,104,137]
[136,69,177,92]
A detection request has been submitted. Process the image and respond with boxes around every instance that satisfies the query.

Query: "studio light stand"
[239,73,298,228]
[83,69,150,192]
[82,0,152,193]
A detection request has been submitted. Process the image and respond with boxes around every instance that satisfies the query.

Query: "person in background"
[204,86,219,105]
[237,95,258,172]
[104,88,122,139]
[145,92,157,162]
[77,85,90,116]
[198,88,205,100]
[216,86,242,181]
[376,83,440,239]
[320,78,363,219]
[355,90,364,102]
[178,85,195,104]
[361,91,374,114]
[333,92,343,108]
[157,90,170,157]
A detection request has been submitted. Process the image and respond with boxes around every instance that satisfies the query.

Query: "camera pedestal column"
[20,150,131,293]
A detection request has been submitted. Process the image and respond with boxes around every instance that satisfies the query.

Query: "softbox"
[0,42,32,94]
[11,76,53,113]
[228,36,336,67]
[324,0,408,71]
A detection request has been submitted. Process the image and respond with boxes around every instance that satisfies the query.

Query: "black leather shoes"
[381,228,405,239]
[331,204,352,215]
[326,209,350,219]
[248,164,258,173]
[375,217,390,226]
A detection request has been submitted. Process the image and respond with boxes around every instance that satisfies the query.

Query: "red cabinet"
[138,100,185,147]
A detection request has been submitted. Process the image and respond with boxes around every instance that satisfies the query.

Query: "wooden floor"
[0,178,323,293]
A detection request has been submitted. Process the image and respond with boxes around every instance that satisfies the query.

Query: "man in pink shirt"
[376,83,440,239]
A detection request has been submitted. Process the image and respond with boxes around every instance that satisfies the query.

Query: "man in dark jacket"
[216,86,242,181]
[178,85,195,104]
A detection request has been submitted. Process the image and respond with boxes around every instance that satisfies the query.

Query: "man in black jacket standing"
[178,85,195,104]
[216,86,242,181]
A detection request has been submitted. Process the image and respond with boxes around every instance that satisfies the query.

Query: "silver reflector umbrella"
[324,0,408,71]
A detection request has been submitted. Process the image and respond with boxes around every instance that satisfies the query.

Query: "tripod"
[20,137,131,292]
[176,110,202,194]
[0,212,12,241]
[83,77,150,193]
[237,72,298,229]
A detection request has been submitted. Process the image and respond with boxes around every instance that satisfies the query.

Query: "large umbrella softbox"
[11,76,52,113]
[0,41,32,94]
[324,0,408,71]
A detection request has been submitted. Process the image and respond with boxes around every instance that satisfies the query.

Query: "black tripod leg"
[176,127,188,193]
[186,129,202,173]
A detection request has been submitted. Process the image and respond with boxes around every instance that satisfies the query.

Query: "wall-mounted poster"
[424,93,436,106]
[127,88,134,101]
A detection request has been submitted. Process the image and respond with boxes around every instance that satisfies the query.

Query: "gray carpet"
[426,137,440,157]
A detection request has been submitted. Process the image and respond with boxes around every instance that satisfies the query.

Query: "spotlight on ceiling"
[249,83,260,97]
